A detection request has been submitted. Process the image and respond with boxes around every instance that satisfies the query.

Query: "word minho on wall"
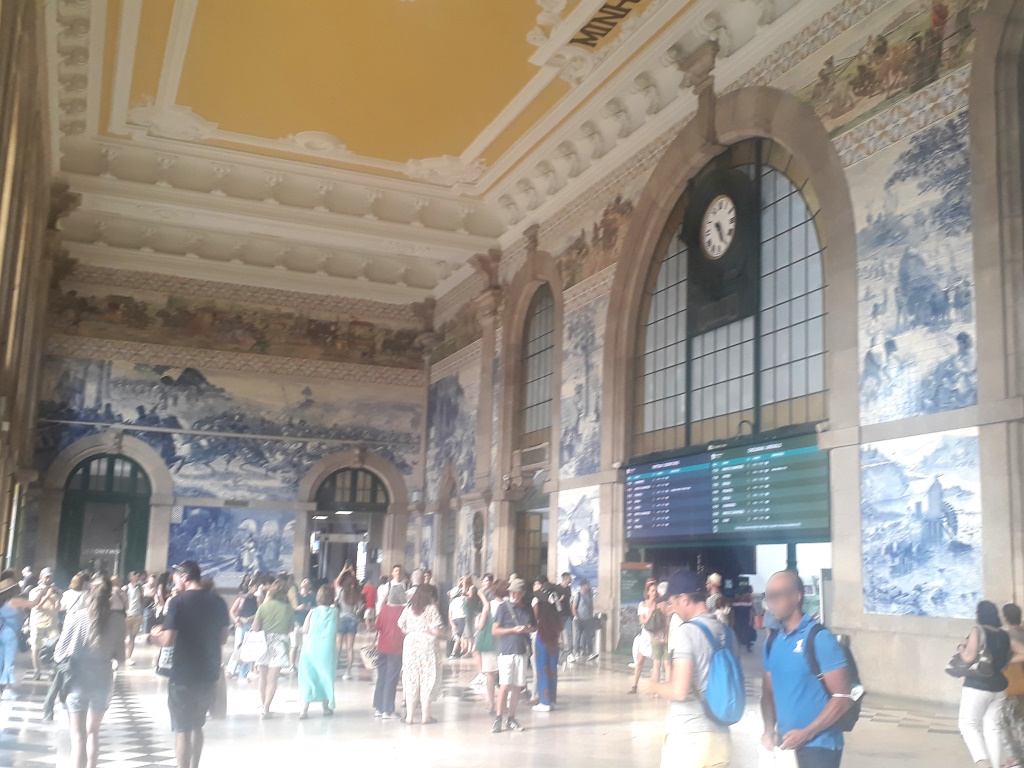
[571,0,644,48]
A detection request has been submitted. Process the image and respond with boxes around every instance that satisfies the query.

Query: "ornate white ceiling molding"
[48,334,426,389]
[126,102,218,142]
[486,0,834,237]
[67,263,427,326]
[63,241,436,304]
[60,135,505,238]
[405,156,488,187]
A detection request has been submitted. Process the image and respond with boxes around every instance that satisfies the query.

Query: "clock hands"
[714,221,725,241]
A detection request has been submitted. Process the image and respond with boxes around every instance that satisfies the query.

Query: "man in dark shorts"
[152,560,230,768]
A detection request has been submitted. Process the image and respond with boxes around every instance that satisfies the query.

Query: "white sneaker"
[566,654,576,664]
[126,658,136,667]
[532,703,552,712]
[342,673,352,681]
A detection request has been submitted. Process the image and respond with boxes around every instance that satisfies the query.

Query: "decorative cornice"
[47,334,426,388]
[429,338,483,384]
[486,0,830,228]
[834,66,971,168]
[67,263,425,326]
[563,264,616,314]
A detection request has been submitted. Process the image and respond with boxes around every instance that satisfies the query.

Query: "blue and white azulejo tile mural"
[168,506,296,589]
[35,356,422,501]
[860,427,981,619]
[426,369,479,502]
[560,296,607,479]
[557,485,600,593]
[849,110,977,426]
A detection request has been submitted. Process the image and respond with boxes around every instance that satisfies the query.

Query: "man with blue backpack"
[761,570,861,768]
[641,570,746,768]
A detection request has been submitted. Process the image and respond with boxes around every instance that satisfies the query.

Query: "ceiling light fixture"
[336,510,353,516]
[313,515,328,520]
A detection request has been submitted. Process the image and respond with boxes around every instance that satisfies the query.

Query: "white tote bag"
[238,630,267,664]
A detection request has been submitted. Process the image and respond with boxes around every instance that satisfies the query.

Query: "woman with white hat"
[0,569,41,698]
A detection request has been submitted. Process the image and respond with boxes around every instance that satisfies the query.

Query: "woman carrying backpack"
[630,579,667,694]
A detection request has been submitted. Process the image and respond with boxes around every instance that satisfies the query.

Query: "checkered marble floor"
[0,674,176,768]
[0,645,976,768]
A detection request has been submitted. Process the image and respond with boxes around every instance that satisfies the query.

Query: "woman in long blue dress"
[0,570,39,697]
[298,584,339,719]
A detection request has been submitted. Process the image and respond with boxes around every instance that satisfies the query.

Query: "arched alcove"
[297,449,411,581]
[36,431,176,576]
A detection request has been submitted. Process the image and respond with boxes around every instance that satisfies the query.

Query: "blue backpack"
[691,619,746,726]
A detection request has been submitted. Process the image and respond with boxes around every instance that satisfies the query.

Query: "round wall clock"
[701,194,736,260]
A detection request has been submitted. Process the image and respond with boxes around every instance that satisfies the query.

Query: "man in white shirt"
[377,564,405,606]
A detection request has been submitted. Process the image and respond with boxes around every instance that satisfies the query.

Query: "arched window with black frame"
[634,139,826,458]
[520,282,556,449]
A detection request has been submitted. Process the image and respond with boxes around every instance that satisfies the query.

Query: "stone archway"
[603,85,858,468]
[297,449,411,579]
[599,84,858,652]
[37,431,176,574]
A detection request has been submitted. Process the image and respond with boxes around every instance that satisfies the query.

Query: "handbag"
[238,630,268,664]
[359,644,379,670]
[475,614,495,652]
[945,626,995,679]
[156,646,174,677]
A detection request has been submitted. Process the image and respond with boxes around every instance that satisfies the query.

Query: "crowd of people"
[0,560,610,768]
[4,558,1024,768]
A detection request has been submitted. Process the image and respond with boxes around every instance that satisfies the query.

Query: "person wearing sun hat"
[0,569,40,697]
[491,576,535,734]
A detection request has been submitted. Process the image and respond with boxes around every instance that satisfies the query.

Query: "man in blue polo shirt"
[760,570,853,768]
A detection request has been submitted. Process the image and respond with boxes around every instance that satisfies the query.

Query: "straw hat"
[0,575,20,601]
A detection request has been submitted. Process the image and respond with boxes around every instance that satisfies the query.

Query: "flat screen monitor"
[625,433,830,544]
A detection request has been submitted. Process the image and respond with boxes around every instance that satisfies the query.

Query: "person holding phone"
[491,578,535,734]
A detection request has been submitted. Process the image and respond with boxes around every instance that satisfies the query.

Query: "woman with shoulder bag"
[251,578,292,719]
[54,576,125,768]
[373,583,406,719]
[629,579,662,694]
[957,600,1013,767]
[474,582,500,715]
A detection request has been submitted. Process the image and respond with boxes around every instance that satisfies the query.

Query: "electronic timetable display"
[624,433,830,543]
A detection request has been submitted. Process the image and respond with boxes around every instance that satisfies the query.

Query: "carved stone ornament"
[550,46,600,86]
[404,156,488,186]
[127,102,218,142]
[282,131,350,155]
[470,249,502,290]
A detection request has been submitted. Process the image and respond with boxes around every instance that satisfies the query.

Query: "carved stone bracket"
[676,40,720,147]
[470,248,502,291]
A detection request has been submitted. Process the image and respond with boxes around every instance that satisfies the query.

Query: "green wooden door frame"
[57,455,152,585]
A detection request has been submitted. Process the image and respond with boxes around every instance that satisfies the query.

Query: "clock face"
[701,194,737,260]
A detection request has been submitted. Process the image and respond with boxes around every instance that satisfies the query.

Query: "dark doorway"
[310,468,389,584]
[58,454,151,584]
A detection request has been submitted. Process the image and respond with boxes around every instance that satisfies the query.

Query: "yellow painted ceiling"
[107,0,671,176]
[182,0,551,163]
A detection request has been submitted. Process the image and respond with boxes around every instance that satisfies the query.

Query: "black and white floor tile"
[0,676,176,768]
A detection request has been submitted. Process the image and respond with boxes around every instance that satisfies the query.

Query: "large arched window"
[520,283,556,448]
[634,139,826,457]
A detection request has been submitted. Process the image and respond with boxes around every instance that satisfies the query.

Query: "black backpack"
[766,623,863,732]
